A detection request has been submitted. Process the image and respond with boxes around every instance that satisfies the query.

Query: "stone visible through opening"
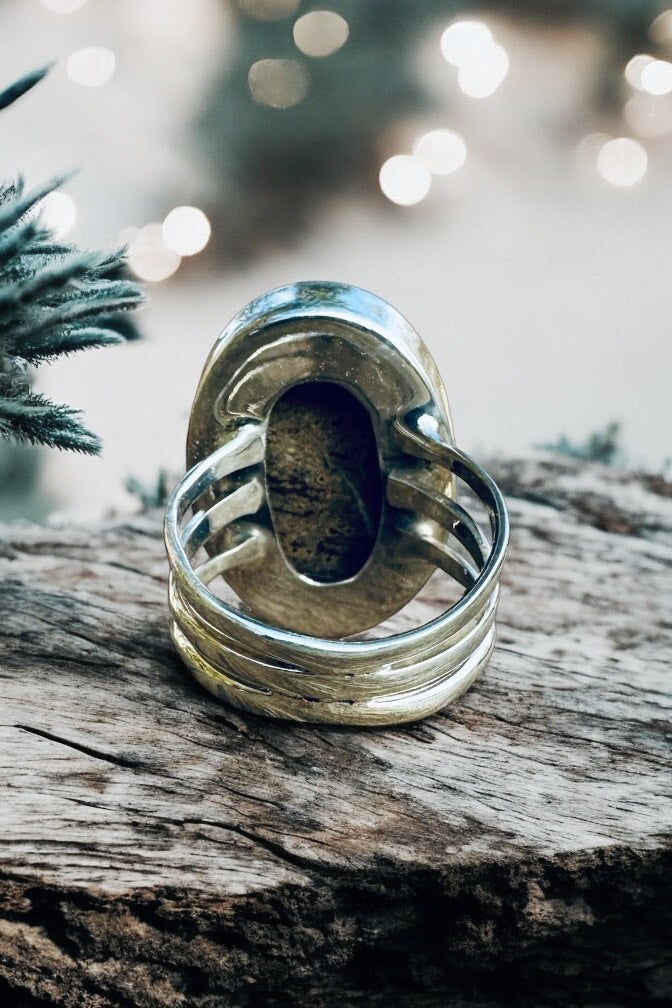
[265,381,383,583]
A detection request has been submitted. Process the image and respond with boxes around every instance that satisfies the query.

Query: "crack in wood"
[14,726,145,771]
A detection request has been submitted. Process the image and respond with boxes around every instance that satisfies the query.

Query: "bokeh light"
[128,224,181,282]
[293,11,349,58]
[379,155,431,206]
[248,58,309,108]
[40,0,88,12]
[66,47,116,87]
[650,10,672,46]
[574,132,611,173]
[440,21,493,67]
[640,59,672,95]
[596,137,648,187]
[162,206,211,256]
[624,92,672,137]
[440,20,509,99]
[38,192,77,238]
[624,53,655,90]
[237,0,300,21]
[413,129,466,175]
[457,43,509,98]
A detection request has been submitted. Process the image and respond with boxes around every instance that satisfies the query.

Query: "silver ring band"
[164,420,508,726]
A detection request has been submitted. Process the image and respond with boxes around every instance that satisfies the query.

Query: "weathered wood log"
[0,454,670,1007]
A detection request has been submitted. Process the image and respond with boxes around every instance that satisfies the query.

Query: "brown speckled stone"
[265,381,382,583]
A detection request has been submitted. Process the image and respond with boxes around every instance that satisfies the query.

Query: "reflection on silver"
[164,282,509,726]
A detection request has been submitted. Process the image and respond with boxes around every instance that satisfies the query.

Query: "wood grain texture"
[0,454,670,1007]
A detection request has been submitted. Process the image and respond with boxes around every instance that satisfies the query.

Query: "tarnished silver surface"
[165,281,509,726]
[186,281,455,636]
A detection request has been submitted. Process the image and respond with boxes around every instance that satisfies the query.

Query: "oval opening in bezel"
[265,380,383,585]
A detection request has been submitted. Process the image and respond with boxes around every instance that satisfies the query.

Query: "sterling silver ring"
[164,281,509,726]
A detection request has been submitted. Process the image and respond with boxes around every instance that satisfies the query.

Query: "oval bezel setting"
[186,281,456,637]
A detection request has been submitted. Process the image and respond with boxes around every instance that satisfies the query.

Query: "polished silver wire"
[164,422,509,726]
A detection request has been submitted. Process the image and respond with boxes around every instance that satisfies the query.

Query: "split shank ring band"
[164,282,509,726]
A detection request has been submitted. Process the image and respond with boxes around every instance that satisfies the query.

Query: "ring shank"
[164,423,509,726]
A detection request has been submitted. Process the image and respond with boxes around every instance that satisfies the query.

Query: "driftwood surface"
[0,454,670,1007]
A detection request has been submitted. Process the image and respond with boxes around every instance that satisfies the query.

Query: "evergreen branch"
[0,175,73,235]
[0,392,101,454]
[0,64,52,113]
[0,250,116,308]
[12,325,124,363]
[19,241,77,258]
[0,67,143,454]
[126,470,170,510]
[78,246,134,277]
[95,311,141,342]
[5,281,144,339]
[0,217,46,264]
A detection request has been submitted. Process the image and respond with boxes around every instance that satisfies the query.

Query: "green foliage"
[540,421,621,465]
[125,470,170,510]
[0,441,49,522]
[0,63,52,113]
[0,67,143,454]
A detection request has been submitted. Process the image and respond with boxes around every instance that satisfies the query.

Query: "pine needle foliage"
[540,422,622,466]
[0,67,143,454]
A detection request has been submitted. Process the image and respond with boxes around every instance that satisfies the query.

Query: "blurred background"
[0,0,670,521]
